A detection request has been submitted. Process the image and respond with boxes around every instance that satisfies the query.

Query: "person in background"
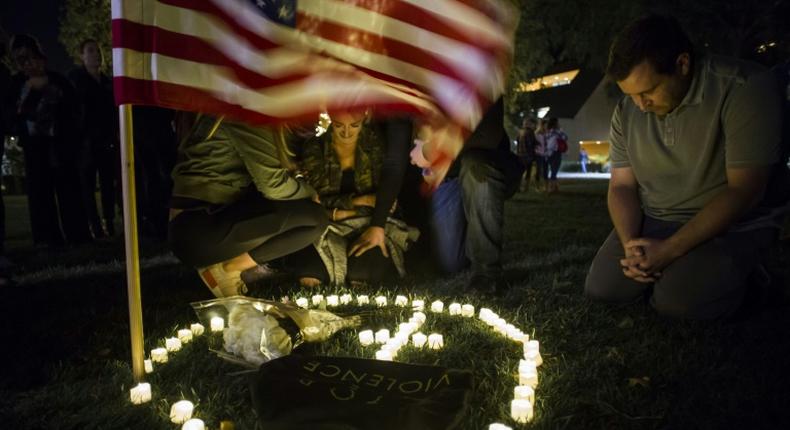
[69,39,119,238]
[544,117,567,193]
[515,117,540,191]
[533,118,548,192]
[168,115,327,297]
[7,34,91,248]
[579,147,589,173]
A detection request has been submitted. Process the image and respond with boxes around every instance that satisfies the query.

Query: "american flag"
[111,0,518,131]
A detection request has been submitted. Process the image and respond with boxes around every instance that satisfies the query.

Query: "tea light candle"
[190,323,204,336]
[510,399,533,423]
[170,400,194,424]
[524,340,543,366]
[461,304,475,317]
[394,331,410,344]
[296,297,309,308]
[340,294,353,305]
[488,424,512,430]
[412,299,425,311]
[311,294,324,306]
[375,329,390,344]
[210,316,224,332]
[412,332,427,347]
[494,318,507,333]
[165,337,182,352]
[151,347,168,363]
[129,382,151,404]
[399,322,416,334]
[519,358,538,372]
[519,366,539,387]
[430,300,444,313]
[395,295,408,306]
[448,302,462,315]
[357,295,370,305]
[177,329,193,344]
[514,385,535,403]
[358,330,375,346]
[382,343,399,358]
[427,333,444,349]
[326,295,339,307]
[375,295,387,307]
[144,359,153,374]
[182,418,205,430]
[375,349,393,361]
[412,312,427,325]
[479,307,493,321]
[514,332,529,343]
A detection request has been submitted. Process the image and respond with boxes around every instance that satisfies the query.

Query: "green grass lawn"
[1,180,788,429]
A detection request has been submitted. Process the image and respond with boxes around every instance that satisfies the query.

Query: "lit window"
[518,69,580,92]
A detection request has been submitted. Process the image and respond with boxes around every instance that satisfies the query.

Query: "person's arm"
[607,166,656,282]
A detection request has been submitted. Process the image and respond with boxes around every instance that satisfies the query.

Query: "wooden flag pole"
[119,104,146,382]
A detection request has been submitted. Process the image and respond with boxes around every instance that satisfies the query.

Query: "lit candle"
[514,385,535,403]
[519,358,538,372]
[519,366,539,387]
[412,299,425,311]
[190,323,204,336]
[129,382,151,404]
[505,325,521,340]
[340,294,353,305]
[165,337,182,352]
[326,295,339,307]
[151,347,168,363]
[382,342,399,358]
[375,329,390,344]
[395,295,408,306]
[182,418,206,430]
[524,340,543,366]
[144,359,153,374]
[428,333,444,349]
[358,330,375,346]
[177,329,193,344]
[210,316,224,332]
[430,300,444,313]
[357,295,370,305]
[479,307,493,321]
[412,312,427,325]
[311,294,324,306]
[170,400,194,424]
[375,349,393,361]
[514,332,529,343]
[394,331,410,344]
[375,295,387,307]
[296,297,309,308]
[488,424,512,430]
[399,322,416,334]
[461,304,475,318]
[448,302,462,315]
[412,332,427,347]
[510,399,534,423]
[494,318,507,334]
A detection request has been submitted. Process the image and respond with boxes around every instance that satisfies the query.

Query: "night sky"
[1,0,74,73]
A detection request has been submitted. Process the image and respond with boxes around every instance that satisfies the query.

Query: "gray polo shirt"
[609,54,782,227]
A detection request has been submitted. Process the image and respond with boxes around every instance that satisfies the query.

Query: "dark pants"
[585,216,776,319]
[80,137,120,234]
[430,150,521,274]
[547,152,562,180]
[169,191,328,268]
[291,242,396,284]
[536,156,548,181]
[23,136,91,246]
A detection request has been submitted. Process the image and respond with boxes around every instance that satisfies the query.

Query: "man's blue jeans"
[430,150,518,275]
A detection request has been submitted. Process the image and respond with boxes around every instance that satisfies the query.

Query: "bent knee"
[650,288,742,320]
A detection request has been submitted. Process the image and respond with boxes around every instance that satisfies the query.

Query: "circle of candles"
[448,302,462,315]
[375,349,393,361]
[170,400,195,424]
[375,295,387,307]
[296,297,309,308]
[510,399,534,423]
[210,316,224,332]
[412,299,425,311]
[519,366,539,387]
[514,385,535,403]
[151,347,168,363]
[375,329,390,344]
[357,295,370,305]
[326,295,339,307]
[461,304,475,318]
[395,295,408,306]
[144,359,153,374]
[489,424,513,430]
[412,312,427,325]
[358,330,374,346]
[165,337,182,352]
[177,329,193,344]
[430,300,444,313]
[311,294,324,306]
[427,333,444,349]
[411,332,427,348]
[129,382,152,404]
[340,294,353,305]
[190,323,205,336]
[182,418,206,430]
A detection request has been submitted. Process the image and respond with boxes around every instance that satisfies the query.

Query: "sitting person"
[168,114,328,297]
[294,110,419,286]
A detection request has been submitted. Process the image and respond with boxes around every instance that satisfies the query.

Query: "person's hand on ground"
[348,226,388,258]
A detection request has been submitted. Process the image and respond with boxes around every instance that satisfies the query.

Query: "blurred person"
[533,118,548,191]
[69,39,119,238]
[544,117,567,193]
[515,117,540,191]
[579,147,589,173]
[7,34,91,248]
[168,115,327,297]
[585,14,789,319]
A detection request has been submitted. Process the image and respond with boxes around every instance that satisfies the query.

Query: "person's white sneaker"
[197,263,248,298]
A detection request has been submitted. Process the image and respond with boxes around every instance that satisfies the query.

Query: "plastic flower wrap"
[191,296,360,366]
